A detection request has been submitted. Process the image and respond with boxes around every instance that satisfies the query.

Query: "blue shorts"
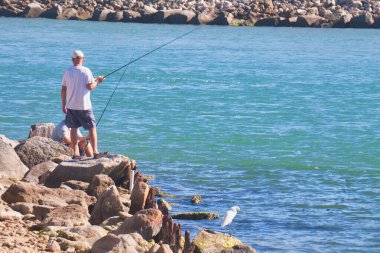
[66,109,96,130]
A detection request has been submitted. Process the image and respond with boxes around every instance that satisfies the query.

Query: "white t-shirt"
[62,66,95,110]
[51,120,82,142]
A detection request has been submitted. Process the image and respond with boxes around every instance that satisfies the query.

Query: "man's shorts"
[66,109,96,130]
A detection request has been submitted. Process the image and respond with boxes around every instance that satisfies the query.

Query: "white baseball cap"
[72,50,84,59]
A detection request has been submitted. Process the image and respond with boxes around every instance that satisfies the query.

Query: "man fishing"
[61,50,105,159]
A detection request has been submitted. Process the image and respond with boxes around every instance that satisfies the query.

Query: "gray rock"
[90,185,126,225]
[140,5,158,23]
[40,5,62,19]
[58,7,78,20]
[23,160,57,184]
[208,12,235,25]
[44,154,135,188]
[0,140,28,180]
[93,8,113,21]
[334,13,352,28]
[254,17,280,26]
[0,6,21,17]
[115,208,163,240]
[15,136,71,168]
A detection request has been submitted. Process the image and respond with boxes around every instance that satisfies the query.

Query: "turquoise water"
[1,17,380,252]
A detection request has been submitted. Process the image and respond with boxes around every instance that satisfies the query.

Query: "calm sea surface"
[1,17,380,252]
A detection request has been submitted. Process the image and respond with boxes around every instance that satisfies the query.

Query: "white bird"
[221,206,240,227]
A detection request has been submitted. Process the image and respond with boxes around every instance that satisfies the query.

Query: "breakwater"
[1,0,380,28]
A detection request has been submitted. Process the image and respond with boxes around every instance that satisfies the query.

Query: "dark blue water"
[0,17,380,252]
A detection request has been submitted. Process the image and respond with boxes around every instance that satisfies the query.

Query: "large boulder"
[294,15,324,27]
[92,8,113,21]
[333,13,352,28]
[87,174,115,198]
[208,12,234,25]
[15,136,71,168]
[0,203,23,220]
[21,3,45,18]
[22,160,57,184]
[9,202,54,220]
[58,7,78,20]
[129,181,150,214]
[0,6,22,17]
[140,5,158,23]
[123,10,142,22]
[89,185,126,225]
[44,154,135,188]
[254,17,280,26]
[115,208,163,240]
[0,140,28,180]
[349,12,374,28]
[192,230,256,253]
[153,10,195,24]
[1,181,95,207]
[106,10,123,21]
[58,225,108,248]
[42,204,90,227]
[28,123,55,138]
[40,5,62,19]
[0,134,19,148]
[92,233,148,253]
[190,12,217,25]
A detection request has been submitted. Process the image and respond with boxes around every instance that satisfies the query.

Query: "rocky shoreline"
[0,127,255,253]
[0,0,380,28]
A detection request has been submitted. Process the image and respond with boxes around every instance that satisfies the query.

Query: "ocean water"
[1,17,380,252]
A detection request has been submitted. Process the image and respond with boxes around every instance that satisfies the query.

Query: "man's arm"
[61,85,67,114]
[86,76,105,90]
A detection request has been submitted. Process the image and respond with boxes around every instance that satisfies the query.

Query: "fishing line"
[104,27,200,78]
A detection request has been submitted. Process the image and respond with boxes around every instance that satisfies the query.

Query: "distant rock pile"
[0,131,256,253]
[0,0,380,28]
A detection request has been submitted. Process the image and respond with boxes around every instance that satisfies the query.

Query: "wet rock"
[191,195,203,204]
[40,5,62,19]
[90,185,126,225]
[15,136,71,168]
[171,212,219,220]
[140,5,158,23]
[93,8,113,21]
[2,181,95,207]
[22,160,57,184]
[209,11,235,25]
[254,17,280,26]
[192,230,256,253]
[87,174,115,198]
[0,140,28,180]
[153,9,195,24]
[157,199,172,211]
[44,154,135,188]
[115,208,163,240]
[129,180,150,214]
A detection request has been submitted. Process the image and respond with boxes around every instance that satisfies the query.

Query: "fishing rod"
[104,27,200,78]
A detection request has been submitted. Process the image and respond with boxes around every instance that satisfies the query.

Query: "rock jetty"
[0,0,380,28]
[0,129,256,253]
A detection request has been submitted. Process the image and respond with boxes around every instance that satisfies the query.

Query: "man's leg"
[78,138,93,157]
[89,127,99,155]
[70,128,80,157]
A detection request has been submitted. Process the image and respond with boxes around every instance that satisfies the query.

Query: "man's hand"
[62,106,67,114]
[96,76,105,84]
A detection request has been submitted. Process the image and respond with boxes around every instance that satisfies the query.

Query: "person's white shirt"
[62,66,95,110]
